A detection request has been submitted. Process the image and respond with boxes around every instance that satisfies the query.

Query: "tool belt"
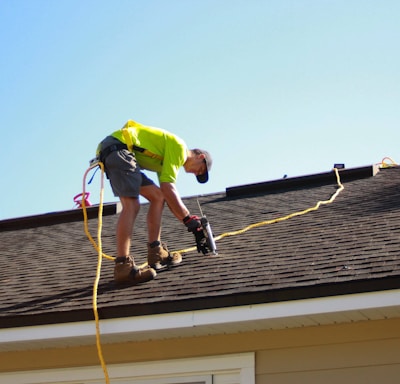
[98,136,164,164]
[99,143,128,163]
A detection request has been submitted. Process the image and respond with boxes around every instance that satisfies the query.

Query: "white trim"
[1,289,399,349]
[0,352,255,384]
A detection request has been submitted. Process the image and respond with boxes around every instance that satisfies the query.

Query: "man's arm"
[160,182,204,251]
[160,182,190,220]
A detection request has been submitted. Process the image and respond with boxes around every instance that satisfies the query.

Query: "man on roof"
[96,119,212,285]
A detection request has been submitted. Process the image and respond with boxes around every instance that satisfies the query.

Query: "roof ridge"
[0,203,119,232]
[226,165,379,197]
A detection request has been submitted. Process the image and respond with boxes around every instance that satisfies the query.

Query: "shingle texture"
[1,166,400,327]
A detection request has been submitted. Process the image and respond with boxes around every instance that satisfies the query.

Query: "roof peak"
[226,164,380,197]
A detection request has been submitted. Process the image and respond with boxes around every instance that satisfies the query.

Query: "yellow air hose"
[174,167,344,254]
[81,162,110,384]
[379,156,398,168]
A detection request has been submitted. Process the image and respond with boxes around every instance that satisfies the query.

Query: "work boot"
[114,256,156,284]
[147,241,182,271]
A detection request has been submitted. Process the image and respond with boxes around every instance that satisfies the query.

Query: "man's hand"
[183,215,210,254]
[183,215,202,233]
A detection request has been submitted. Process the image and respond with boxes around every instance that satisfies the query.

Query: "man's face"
[185,154,206,176]
[195,158,207,177]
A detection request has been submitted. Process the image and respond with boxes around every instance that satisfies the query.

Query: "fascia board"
[1,289,399,348]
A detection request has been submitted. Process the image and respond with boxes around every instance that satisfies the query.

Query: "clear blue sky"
[1,0,399,220]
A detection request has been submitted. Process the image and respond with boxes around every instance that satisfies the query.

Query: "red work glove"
[183,215,202,233]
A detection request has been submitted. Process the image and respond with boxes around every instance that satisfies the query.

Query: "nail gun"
[196,199,218,255]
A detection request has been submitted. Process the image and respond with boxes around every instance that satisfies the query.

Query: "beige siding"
[256,339,400,384]
[256,365,400,384]
[1,317,399,384]
[254,318,400,384]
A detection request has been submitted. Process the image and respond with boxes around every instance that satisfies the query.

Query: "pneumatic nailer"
[195,199,218,256]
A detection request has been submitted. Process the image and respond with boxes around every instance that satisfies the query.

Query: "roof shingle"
[1,165,400,328]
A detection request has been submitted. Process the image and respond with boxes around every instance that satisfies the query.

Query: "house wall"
[1,317,399,384]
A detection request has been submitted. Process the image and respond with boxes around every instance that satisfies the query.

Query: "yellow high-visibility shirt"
[111,120,187,183]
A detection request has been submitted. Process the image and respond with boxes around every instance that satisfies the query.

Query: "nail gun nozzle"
[200,216,218,255]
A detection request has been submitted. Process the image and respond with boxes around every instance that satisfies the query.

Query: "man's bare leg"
[140,184,165,243]
[140,184,182,269]
[116,196,140,257]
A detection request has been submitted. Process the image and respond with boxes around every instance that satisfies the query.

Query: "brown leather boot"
[114,256,156,284]
[147,242,182,271]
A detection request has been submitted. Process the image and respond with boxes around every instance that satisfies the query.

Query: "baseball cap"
[196,150,212,184]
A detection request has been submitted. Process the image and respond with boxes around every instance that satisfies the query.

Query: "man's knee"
[152,188,165,204]
[120,196,140,214]
[141,185,165,205]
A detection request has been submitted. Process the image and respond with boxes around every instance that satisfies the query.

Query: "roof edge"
[1,275,398,329]
[226,164,379,197]
[0,289,398,351]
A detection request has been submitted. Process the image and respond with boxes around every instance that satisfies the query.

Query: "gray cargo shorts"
[99,136,154,197]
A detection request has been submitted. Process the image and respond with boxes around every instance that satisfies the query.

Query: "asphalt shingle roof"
[1,165,400,328]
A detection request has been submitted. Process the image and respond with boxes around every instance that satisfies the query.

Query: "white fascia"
[1,289,399,347]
